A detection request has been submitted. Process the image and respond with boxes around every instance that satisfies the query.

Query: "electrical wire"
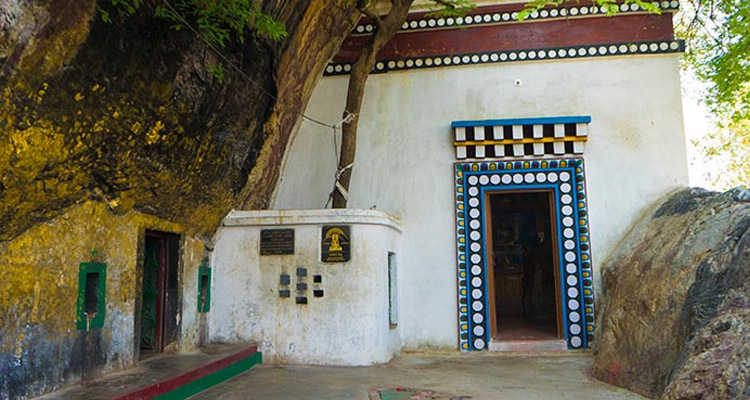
[162,0,358,208]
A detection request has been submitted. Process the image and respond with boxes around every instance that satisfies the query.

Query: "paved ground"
[192,351,647,400]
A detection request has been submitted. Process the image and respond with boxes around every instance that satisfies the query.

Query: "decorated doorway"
[454,159,594,351]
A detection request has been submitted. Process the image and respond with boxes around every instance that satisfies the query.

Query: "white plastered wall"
[273,54,688,349]
[210,210,402,365]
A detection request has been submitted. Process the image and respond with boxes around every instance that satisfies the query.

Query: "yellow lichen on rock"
[146,120,165,145]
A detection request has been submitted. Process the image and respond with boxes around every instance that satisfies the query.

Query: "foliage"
[205,62,225,82]
[697,118,750,188]
[101,0,287,47]
[154,0,288,48]
[677,0,750,188]
[98,0,288,82]
[97,0,143,22]
[679,0,750,121]
[423,0,476,18]
[519,0,660,19]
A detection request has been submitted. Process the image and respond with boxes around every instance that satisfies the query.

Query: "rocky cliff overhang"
[0,0,360,243]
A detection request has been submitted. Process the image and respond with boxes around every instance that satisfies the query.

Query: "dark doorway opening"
[139,230,180,356]
[486,191,562,341]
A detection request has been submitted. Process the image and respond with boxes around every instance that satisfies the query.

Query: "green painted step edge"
[379,390,418,400]
[154,351,263,400]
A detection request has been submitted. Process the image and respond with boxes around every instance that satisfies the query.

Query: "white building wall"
[210,210,402,365]
[273,54,688,349]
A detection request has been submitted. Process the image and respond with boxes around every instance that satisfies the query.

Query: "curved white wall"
[273,54,688,349]
[210,210,402,365]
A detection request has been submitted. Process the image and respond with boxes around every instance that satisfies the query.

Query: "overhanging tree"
[677,0,750,188]
[330,0,660,208]
[330,0,474,208]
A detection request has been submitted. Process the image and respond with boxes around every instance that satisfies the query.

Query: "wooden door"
[484,191,498,339]
[486,189,564,341]
[546,192,564,339]
[140,232,169,353]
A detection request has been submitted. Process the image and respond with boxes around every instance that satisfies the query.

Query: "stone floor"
[191,351,648,400]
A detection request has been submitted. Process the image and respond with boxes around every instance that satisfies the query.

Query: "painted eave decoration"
[453,116,591,159]
[325,1,683,75]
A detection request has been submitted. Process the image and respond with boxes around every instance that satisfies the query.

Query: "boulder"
[593,188,750,398]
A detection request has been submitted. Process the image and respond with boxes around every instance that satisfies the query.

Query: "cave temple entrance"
[138,230,180,356]
[485,191,562,343]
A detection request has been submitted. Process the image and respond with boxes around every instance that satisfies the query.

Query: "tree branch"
[359,6,385,32]
[430,0,458,9]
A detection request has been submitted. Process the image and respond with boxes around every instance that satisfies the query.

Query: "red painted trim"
[112,345,258,400]
[335,13,674,63]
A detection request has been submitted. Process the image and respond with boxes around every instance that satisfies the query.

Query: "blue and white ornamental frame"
[454,158,595,351]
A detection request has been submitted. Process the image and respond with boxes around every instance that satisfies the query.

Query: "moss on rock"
[0,0,359,243]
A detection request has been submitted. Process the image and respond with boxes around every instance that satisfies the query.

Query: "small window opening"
[197,265,211,313]
[388,252,398,328]
[84,272,100,316]
[76,261,106,330]
[199,274,209,310]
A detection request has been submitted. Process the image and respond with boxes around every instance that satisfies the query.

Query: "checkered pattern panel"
[453,117,590,160]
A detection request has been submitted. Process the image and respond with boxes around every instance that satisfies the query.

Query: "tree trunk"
[240,1,361,210]
[331,0,414,208]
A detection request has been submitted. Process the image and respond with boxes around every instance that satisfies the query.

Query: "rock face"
[0,0,359,243]
[593,188,750,399]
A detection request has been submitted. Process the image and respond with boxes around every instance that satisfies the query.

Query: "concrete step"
[488,339,568,352]
[37,343,261,400]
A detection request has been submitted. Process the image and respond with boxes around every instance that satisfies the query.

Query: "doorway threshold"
[488,339,567,352]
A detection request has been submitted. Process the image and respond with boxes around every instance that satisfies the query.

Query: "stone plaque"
[321,225,350,262]
[260,229,295,255]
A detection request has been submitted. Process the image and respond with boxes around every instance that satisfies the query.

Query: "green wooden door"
[140,237,160,350]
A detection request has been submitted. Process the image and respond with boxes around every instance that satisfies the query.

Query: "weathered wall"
[211,210,402,365]
[273,54,688,349]
[179,236,208,352]
[0,201,206,399]
[593,188,750,399]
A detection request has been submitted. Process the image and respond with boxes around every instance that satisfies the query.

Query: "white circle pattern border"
[326,40,685,76]
[352,3,680,35]
[455,159,594,351]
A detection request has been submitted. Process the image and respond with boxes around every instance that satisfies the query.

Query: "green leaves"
[100,0,288,48]
[519,0,660,20]
[98,0,288,84]
[679,0,750,188]
[698,117,750,188]
[689,0,750,121]
[155,0,288,49]
[425,0,477,18]
[206,63,225,83]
